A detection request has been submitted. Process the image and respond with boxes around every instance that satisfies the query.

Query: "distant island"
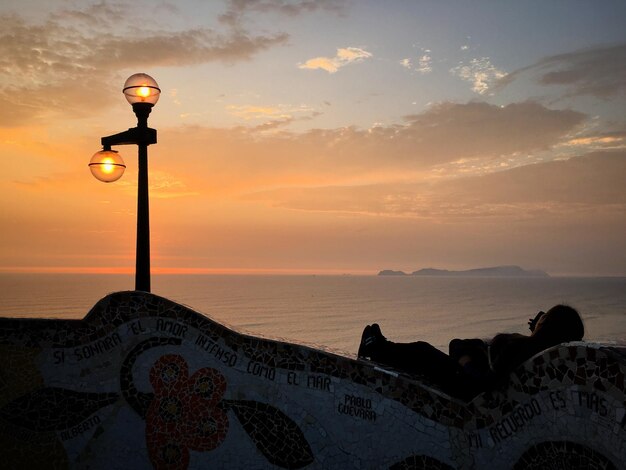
[378,265,549,277]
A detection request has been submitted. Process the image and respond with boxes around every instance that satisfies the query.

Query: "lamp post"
[89,73,160,292]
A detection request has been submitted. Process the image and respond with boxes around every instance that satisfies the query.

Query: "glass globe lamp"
[123,73,161,105]
[89,150,126,182]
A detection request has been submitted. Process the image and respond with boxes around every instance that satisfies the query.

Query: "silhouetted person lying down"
[357,305,584,399]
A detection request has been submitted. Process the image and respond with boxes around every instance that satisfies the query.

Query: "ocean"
[1,274,625,355]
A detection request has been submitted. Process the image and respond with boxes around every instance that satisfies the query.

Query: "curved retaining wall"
[0,291,624,469]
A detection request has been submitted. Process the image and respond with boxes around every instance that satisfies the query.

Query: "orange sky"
[1,1,626,276]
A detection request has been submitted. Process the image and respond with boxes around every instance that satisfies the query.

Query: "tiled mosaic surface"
[0,291,624,469]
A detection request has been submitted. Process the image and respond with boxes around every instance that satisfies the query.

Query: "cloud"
[146,99,592,238]
[149,171,200,199]
[0,7,288,126]
[298,47,372,73]
[440,150,626,206]
[400,50,432,74]
[225,103,321,131]
[417,53,433,74]
[245,184,425,216]
[158,100,586,200]
[227,105,293,120]
[220,0,345,26]
[499,43,626,98]
[243,150,626,221]
[398,101,584,166]
[49,2,125,27]
[450,57,507,94]
[558,132,626,151]
[95,30,288,68]
[0,12,287,73]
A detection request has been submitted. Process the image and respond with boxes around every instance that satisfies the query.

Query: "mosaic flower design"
[146,355,228,470]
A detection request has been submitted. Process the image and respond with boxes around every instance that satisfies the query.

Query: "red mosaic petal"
[188,367,226,406]
[182,405,229,452]
[150,355,189,395]
[146,427,190,470]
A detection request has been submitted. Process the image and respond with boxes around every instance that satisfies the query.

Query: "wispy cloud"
[438,150,626,207]
[298,47,372,73]
[417,53,433,74]
[225,103,321,131]
[149,171,200,199]
[220,0,345,26]
[399,49,432,74]
[163,100,586,194]
[399,101,583,166]
[0,11,288,74]
[227,105,293,120]
[244,150,626,220]
[499,43,626,98]
[0,6,288,126]
[561,134,625,147]
[450,57,507,94]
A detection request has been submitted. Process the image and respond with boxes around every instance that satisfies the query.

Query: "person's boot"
[358,324,387,360]
[370,324,386,342]
[357,325,372,359]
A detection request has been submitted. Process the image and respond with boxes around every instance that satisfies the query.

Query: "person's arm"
[528,311,545,332]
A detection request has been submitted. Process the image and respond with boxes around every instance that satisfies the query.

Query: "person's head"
[532,304,584,345]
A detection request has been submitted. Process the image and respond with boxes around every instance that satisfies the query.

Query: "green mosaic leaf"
[227,400,314,469]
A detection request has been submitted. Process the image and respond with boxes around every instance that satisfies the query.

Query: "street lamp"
[90,73,160,292]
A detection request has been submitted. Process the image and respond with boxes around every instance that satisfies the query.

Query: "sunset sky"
[1,0,625,276]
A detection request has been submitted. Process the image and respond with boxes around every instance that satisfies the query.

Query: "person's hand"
[528,311,545,332]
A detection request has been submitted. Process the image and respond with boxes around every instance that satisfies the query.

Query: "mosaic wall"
[0,291,624,469]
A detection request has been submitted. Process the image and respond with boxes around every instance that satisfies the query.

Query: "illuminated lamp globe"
[89,150,126,183]
[123,73,161,105]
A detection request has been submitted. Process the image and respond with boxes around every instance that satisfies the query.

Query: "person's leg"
[375,340,460,379]
[359,325,462,391]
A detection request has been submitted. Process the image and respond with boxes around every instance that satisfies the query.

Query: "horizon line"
[0,266,624,278]
[0,266,375,276]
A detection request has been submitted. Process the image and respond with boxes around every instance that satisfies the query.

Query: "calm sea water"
[1,274,625,355]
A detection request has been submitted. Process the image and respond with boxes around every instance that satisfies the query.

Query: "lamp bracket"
[101,127,157,148]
